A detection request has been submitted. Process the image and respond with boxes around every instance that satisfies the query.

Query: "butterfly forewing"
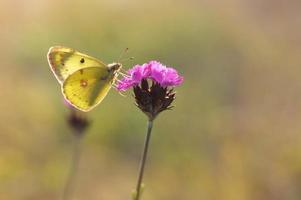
[47,46,107,83]
[62,67,115,112]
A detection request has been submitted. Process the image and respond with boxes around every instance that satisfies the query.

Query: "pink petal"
[116,60,183,91]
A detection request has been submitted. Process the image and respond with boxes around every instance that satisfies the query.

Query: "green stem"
[135,120,154,200]
[62,134,82,200]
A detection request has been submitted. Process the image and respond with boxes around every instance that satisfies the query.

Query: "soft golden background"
[1,0,301,199]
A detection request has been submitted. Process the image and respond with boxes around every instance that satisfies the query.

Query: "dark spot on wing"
[80,58,85,63]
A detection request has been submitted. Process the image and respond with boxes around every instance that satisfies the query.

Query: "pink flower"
[161,68,184,86]
[116,77,134,91]
[117,60,183,91]
[128,65,144,83]
[150,61,166,84]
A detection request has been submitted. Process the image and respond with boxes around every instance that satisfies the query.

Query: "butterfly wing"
[47,46,107,84]
[62,66,116,112]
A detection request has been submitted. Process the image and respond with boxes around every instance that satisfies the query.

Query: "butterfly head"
[108,63,122,71]
[108,63,122,75]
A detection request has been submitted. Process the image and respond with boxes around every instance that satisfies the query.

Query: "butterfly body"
[47,46,121,112]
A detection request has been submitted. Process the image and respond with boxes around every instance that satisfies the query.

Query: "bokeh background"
[1,0,301,199]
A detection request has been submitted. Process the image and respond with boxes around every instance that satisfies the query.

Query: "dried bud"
[67,110,90,136]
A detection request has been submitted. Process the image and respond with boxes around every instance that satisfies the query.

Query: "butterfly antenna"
[119,57,134,75]
[120,57,134,63]
[117,48,129,63]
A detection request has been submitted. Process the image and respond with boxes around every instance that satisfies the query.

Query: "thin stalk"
[62,134,83,200]
[135,120,154,200]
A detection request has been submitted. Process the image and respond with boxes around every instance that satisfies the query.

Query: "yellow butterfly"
[47,46,122,112]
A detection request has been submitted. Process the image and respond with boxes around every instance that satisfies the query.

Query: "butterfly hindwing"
[62,66,116,112]
[47,46,107,83]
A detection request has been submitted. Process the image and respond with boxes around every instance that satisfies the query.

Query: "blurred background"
[1,0,301,199]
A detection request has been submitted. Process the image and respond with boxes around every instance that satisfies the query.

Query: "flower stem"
[62,134,83,200]
[135,120,154,200]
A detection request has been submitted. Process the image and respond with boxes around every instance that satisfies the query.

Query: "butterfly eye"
[80,58,85,63]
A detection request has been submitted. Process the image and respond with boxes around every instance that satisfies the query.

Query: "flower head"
[64,99,90,136]
[117,61,183,120]
[117,61,183,91]
[67,110,90,136]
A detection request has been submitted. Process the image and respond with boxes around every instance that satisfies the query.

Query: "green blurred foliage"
[1,0,301,199]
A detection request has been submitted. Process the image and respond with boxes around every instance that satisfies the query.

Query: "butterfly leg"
[118,72,130,78]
